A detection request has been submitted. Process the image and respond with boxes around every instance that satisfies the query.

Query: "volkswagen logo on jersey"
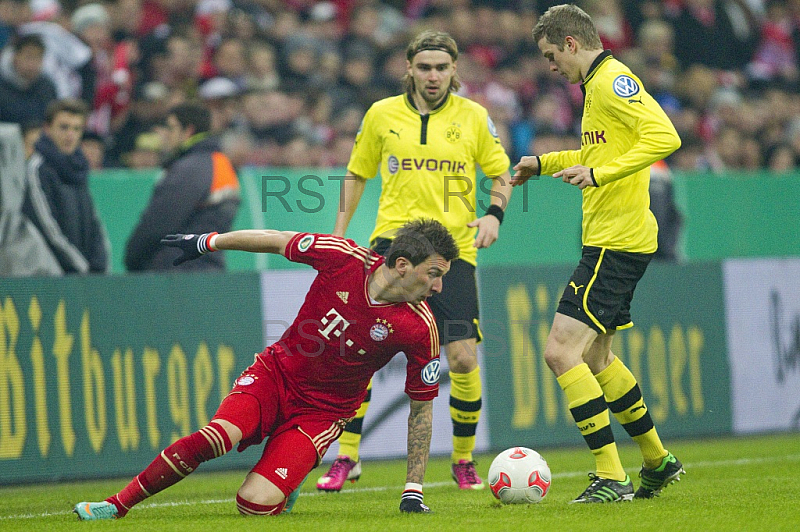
[370,322,390,341]
[298,234,314,252]
[487,116,499,138]
[613,75,640,98]
[421,359,440,385]
[387,154,399,174]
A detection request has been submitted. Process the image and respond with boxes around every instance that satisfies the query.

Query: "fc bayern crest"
[370,323,390,341]
[612,75,639,98]
[236,375,255,386]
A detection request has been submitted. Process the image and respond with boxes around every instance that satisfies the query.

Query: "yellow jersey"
[348,93,511,266]
[540,52,681,253]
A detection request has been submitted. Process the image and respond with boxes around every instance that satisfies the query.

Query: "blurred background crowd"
[2,0,799,173]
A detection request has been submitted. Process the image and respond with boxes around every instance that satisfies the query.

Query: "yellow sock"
[336,380,372,462]
[595,357,667,468]
[449,367,482,463]
[557,363,626,481]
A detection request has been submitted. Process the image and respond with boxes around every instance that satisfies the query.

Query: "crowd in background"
[1,0,799,173]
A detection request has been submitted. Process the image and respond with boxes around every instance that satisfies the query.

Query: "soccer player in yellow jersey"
[512,5,685,503]
[316,30,513,492]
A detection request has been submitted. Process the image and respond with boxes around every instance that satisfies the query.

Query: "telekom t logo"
[318,308,351,340]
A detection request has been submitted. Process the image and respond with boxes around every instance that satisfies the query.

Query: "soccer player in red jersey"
[73,219,458,520]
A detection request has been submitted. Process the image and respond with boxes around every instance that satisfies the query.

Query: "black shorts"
[372,238,480,344]
[557,246,653,334]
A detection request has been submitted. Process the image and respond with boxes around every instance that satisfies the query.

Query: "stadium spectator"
[0,0,29,49]
[80,130,106,170]
[649,160,683,261]
[21,121,41,159]
[747,0,799,84]
[513,4,684,502]
[107,80,173,167]
[0,34,57,125]
[198,75,240,132]
[209,37,249,89]
[124,101,239,271]
[0,0,795,173]
[24,98,109,274]
[75,218,458,519]
[0,121,62,277]
[244,38,280,91]
[122,131,161,169]
[17,10,94,101]
[321,30,513,493]
[667,0,760,71]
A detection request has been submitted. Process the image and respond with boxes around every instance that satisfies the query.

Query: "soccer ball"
[488,447,552,504]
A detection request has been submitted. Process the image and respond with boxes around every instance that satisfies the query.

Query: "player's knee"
[237,472,286,508]
[235,493,286,516]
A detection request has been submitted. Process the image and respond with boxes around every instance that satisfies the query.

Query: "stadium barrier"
[3,259,798,483]
[0,272,266,483]
[478,261,733,450]
[89,168,800,274]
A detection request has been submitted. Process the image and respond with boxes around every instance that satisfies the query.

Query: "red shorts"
[213,354,350,496]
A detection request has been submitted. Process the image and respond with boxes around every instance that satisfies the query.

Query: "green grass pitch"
[2,432,798,531]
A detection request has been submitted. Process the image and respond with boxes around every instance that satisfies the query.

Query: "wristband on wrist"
[589,169,598,187]
[198,232,219,254]
[485,204,504,224]
[207,232,219,252]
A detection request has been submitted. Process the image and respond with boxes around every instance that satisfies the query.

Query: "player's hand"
[467,214,500,249]
[160,232,218,266]
[399,489,430,513]
[553,165,596,190]
[511,156,540,186]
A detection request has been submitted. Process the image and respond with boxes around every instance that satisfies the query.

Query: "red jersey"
[257,233,440,419]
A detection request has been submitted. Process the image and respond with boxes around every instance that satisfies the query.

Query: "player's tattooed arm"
[406,399,433,484]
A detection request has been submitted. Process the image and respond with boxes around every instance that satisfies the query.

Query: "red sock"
[236,494,286,516]
[114,422,232,514]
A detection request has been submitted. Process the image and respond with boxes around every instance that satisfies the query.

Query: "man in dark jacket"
[0,34,58,126]
[24,98,109,274]
[124,102,240,271]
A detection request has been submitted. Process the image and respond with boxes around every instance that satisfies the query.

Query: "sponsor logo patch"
[388,154,399,174]
[298,234,314,252]
[487,116,499,137]
[612,75,640,98]
[421,359,440,385]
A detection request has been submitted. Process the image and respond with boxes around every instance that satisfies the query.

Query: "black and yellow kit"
[348,93,510,266]
[540,51,681,253]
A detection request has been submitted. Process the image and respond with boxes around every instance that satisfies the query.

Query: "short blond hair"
[532,4,603,51]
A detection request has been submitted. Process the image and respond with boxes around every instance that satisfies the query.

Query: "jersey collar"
[404,91,451,115]
[581,50,613,94]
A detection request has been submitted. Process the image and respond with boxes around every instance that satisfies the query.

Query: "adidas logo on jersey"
[337,291,349,304]
[275,467,288,479]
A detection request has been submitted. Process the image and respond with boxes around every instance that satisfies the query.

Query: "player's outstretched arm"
[161,230,299,266]
[400,399,433,513]
[511,155,541,186]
